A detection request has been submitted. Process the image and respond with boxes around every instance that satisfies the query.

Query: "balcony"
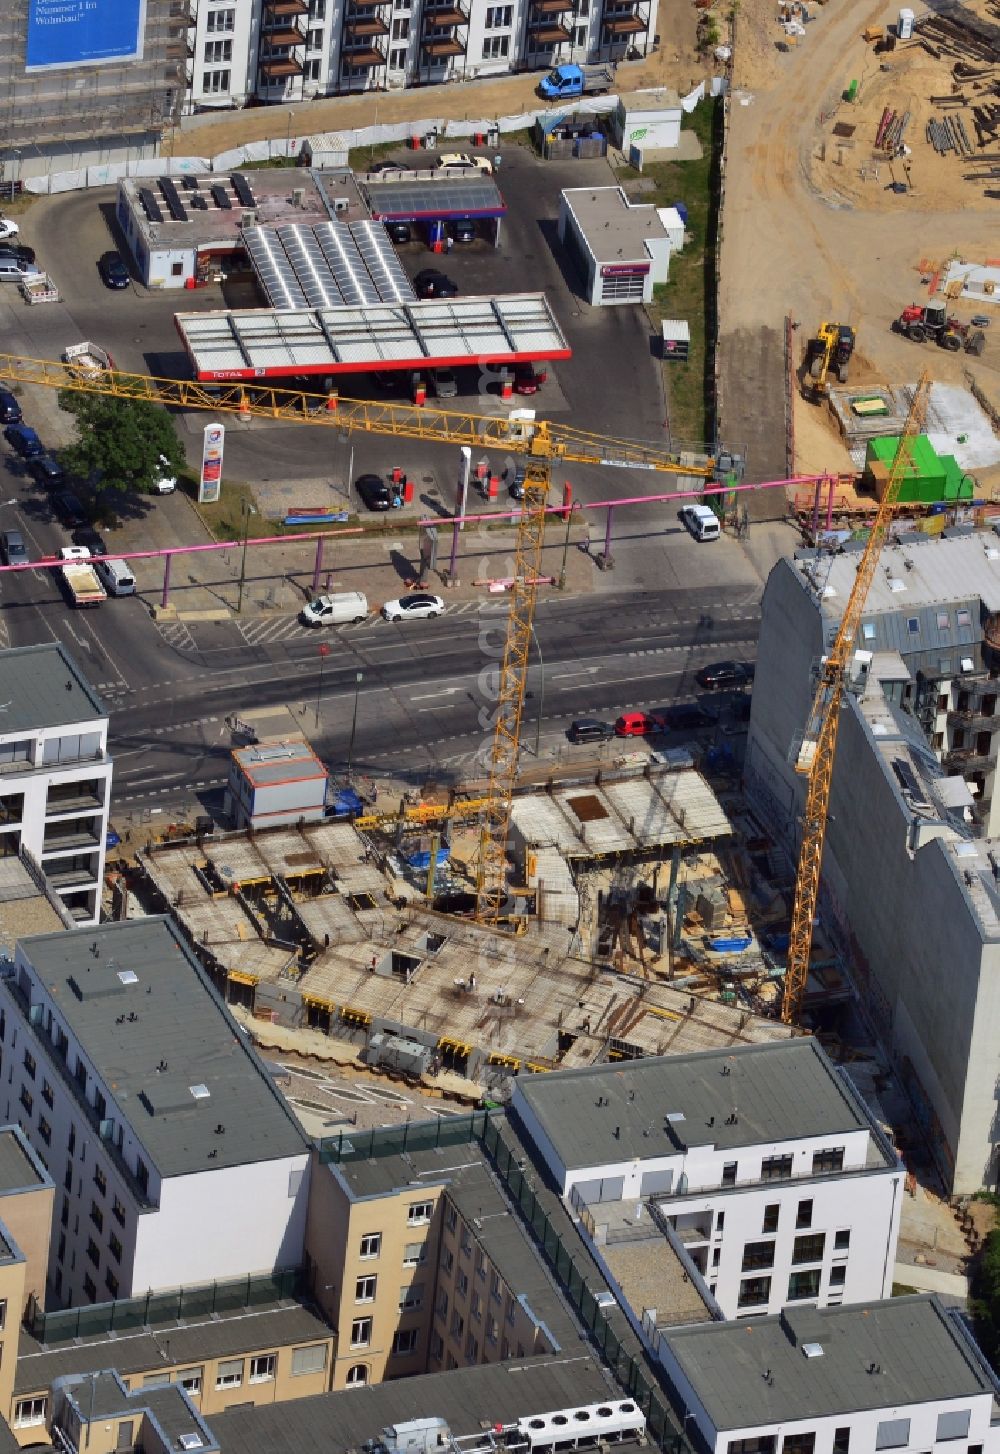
[46,783,106,817]
[601,7,647,32]
[529,18,572,39]
[944,746,994,772]
[263,22,307,44]
[264,0,309,13]
[341,43,388,65]
[421,34,466,53]
[259,53,306,76]
[345,13,390,37]
[422,0,469,25]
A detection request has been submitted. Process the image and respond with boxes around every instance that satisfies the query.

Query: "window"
[360,1232,381,1259]
[782,1438,815,1454]
[400,1283,423,1310]
[38,1116,51,1145]
[202,69,231,93]
[206,6,235,30]
[304,57,322,80]
[350,1318,372,1348]
[729,1441,776,1454]
[471,1290,482,1318]
[484,3,512,22]
[68,1124,76,1156]
[465,1332,479,1362]
[408,1201,433,1225]
[14,1397,47,1428]
[93,1165,107,1196]
[737,1276,771,1308]
[742,1241,776,1272]
[862,621,877,641]
[86,1238,100,1269]
[203,38,233,62]
[430,1331,444,1360]
[811,1147,844,1175]
[0,1300,7,1331]
[829,1264,846,1287]
[403,1241,426,1267]
[109,1232,122,1263]
[216,1358,243,1389]
[391,17,409,37]
[19,1086,32,1116]
[173,1368,202,1395]
[310,0,327,15]
[761,1154,793,1181]
[355,1275,376,1303]
[393,1328,418,1356]
[907,617,920,635]
[450,1311,464,1339]
[762,1204,779,1234]
[291,1344,328,1376]
[457,1270,469,1297]
[83,1273,97,1301]
[441,1247,454,1273]
[792,1233,825,1265]
[796,1199,813,1228]
[490,1270,502,1300]
[722,1161,738,1186]
[135,1158,148,1196]
[436,1290,448,1319]
[787,1268,821,1301]
[574,23,587,43]
[389,45,407,66]
[22,1049,35,1080]
[105,1268,119,1299]
[875,1420,909,1450]
[958,609,973,628]
[833,1431,850,1454]
[834,1228,850,1251]
[505,1298,516,1325]
[346,1363,368,1385]
[113,1196,126,1226]
[250,1354,276,1383]
[306,27,323,48]
[90,1201,104,1232]
[936,1412,971,1443]
[482,34,510,56]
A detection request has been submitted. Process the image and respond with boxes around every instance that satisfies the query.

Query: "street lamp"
[530,624,544,757]
[346,671,363,779]
[236,497,256,614]
[315,642,331,728]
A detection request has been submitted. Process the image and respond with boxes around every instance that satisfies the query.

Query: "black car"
[658,703,714,731]
[695,661,753,690]
[0,389,21,424]
[508,463,527,500]
[0,244,36,266]
[355,473,392,511]
[98,251,130,289]
[413,268,458,300]
[52,492,87,528]
[72,525,107,555]
[567,718,613,745]
[369,160,404,175]
[29,453,65,486]
[452,219,476,244]
[384,221,412,245]
[4,422,43,458]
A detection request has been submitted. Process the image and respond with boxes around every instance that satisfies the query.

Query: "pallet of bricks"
[909,7,1000,196]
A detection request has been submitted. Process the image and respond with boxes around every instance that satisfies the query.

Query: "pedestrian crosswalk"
[156,621,197,654]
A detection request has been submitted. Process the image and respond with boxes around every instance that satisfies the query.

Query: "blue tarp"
[405,848,451,870]
[329,787,365,817]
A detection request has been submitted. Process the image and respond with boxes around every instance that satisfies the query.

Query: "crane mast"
[782,372,931,1024]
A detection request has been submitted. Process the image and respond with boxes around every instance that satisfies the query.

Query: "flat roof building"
[0,644,112,927]
[558,186,675,306]
[0,919,310,1306]
[229,739,330,831]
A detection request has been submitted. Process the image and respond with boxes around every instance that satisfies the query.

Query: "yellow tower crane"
[782,371,931,1025]
[0,353,728,924]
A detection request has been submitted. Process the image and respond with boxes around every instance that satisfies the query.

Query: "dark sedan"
[355,473,392,512]
[695,661,753,690]
[29,453,65,486]
[413,268,458,300]
[98,251,130,289]
[0,390,21,424]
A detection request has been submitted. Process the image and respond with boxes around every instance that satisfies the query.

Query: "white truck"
[61,560,106,607]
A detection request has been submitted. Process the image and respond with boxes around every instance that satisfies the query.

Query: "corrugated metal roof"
[804,535,1000,622]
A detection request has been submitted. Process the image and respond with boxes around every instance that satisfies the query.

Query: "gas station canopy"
[360,176,506,221]
[174,296,571,380]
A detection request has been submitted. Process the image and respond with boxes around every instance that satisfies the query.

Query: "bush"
[970,1227,1000,1365]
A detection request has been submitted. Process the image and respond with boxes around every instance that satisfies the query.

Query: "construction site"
[133,749,814,1104]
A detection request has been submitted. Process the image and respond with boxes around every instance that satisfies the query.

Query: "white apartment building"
[0,919,310,1309]
[512,1040,903,1323]
[659,1296,1000,1454]
[184,0,656,109]
[0,646,113,929]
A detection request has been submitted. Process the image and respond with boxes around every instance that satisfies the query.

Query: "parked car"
[369,160,404,175]
[98,251,130,289]
[52,492,87,528]
[60,545,92,561]
[382,593,445,622]
[0,218,19,240]
[413,268,458,300]
[432,368,458,398]
[356,473,392,511]
[0,530,29,566]
[695,660,753,690]
[71,526,108,556]
[436,153,493,175]
[678,503,720,542]
[0,258,41,283]
[508,463,527,500]
[151,454,177,493]
[567,718,613,744]
[658,702,714,731]
[513,362,547,396]
[29,453,65,486]
[614,711,665,738]
[0,389,21,424]
[300,591,368,627]
[384,221,412,244]
[0,244,36,266]
[452,218,476,243]
[4,422,43,458]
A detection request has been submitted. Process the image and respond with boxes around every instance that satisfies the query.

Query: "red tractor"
[894,302,985,356]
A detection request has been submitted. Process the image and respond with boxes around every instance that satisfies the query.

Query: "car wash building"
[558,184,675,305]
[358,172,507,248]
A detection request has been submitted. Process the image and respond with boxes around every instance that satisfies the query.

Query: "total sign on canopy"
[27,0,145,71]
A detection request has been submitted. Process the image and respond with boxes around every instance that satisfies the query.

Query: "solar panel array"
[243,222,417,311]
[158,176,188,223]
[138,187,163,224]
[211,183,233,211]
[231,173,256,208]
[363,177,502,217]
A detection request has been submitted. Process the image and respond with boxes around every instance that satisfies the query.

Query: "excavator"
[804,321,856,399]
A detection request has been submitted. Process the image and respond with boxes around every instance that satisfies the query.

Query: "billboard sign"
[27,0,146,72]
[198,423,225,505]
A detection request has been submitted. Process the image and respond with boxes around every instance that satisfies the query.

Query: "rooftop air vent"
[802,1343,824,1358]
[118,970,138,986]
[665,1112,686,1122]
[189,1084,210,1101]
[178,1437,204,1451]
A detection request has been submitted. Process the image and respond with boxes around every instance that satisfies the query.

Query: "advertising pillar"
[198,423,225,505]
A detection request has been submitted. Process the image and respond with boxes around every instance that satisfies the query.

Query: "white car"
[437,153,493,176]
[0,219,20,241]
[382,592,445,622]
[152,454,177,494]
[60,546,92,561]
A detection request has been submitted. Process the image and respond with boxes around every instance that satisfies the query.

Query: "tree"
[57,392,186,495]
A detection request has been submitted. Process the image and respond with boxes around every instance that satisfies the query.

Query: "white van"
[94,558,136,596]
[679,503,721,542]
[300,590,368,627]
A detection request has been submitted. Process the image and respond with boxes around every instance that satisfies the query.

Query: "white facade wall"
[187,1,258,110]
[0,714,110,930]
[131,1155,310,1291]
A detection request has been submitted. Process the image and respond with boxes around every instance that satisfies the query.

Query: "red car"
[513,362,548,395]
[614,711,665,738]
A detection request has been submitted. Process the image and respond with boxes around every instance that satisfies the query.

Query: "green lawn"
[616,98,721,448]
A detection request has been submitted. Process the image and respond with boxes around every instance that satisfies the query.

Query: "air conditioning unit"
[291,187,305,207]
[333,196,350,214]
[240,210,257,228]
